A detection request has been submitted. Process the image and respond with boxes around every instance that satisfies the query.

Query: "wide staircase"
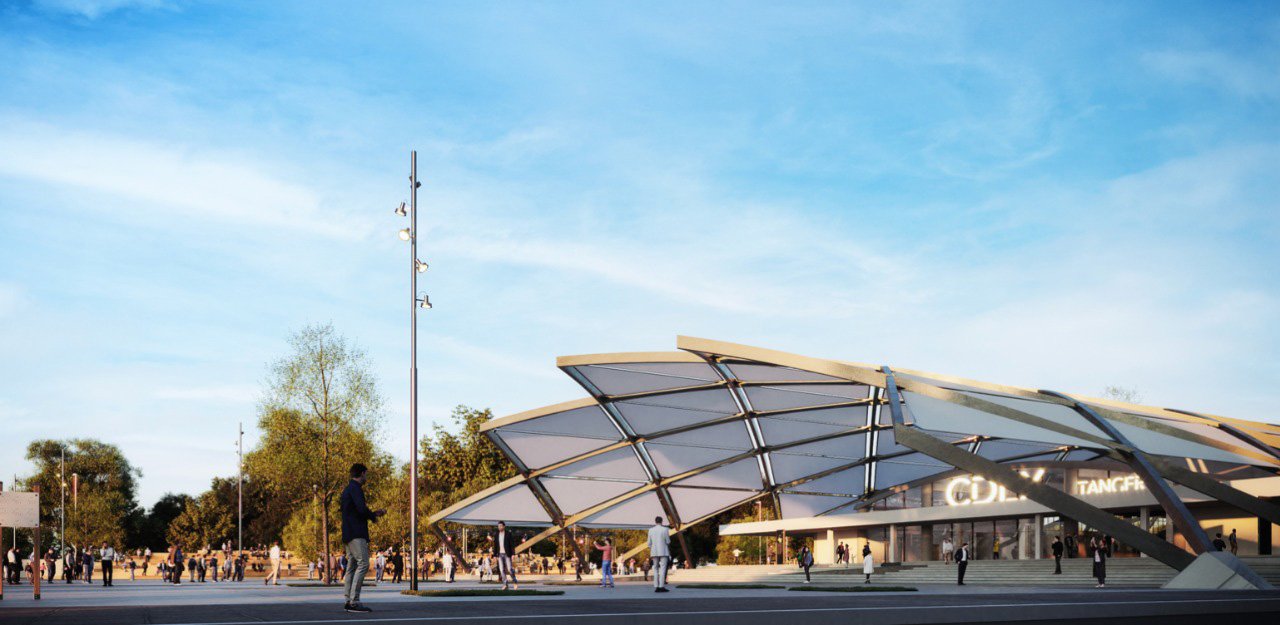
[665,556,1280,588]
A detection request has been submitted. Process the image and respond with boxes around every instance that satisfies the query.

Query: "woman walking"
[797,545,814,583]
[594,537,615,588]
[1091,538,1107,588]
[862,543,874,584]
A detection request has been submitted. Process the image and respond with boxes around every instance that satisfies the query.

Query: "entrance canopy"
[433,337,1280,565]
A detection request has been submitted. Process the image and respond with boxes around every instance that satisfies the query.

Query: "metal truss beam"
[1043,390,1213,555]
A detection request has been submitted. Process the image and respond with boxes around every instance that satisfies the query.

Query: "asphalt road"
[3,590,1280,625]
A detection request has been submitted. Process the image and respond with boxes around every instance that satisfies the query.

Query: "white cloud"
[31,0,170,20]
[1143,49,1280,100]
[0,119,365,239]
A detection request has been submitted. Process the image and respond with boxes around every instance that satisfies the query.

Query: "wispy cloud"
[31,0,170,20]
[1143,49,1280,100]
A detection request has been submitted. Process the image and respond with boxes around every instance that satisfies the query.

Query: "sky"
[0,0,1277,508]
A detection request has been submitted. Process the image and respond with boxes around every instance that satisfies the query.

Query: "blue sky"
[1,1,1277,506]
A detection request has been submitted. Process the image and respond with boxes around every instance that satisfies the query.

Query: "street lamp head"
[398,228,411,241]
[417,293,432,309]
[395,202,407,216]
[416,259,429,273]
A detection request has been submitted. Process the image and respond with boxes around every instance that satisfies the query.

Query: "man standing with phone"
[340,463,386,613]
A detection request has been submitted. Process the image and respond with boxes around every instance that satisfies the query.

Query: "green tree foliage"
[166,490,234,551]
[22,439,143,550]
[138,494,192,550]
[246,323,385,572]
[420,406,515,493]
[715,499,778,565]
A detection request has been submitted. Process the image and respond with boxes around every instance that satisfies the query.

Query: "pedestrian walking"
[862,543,874,583]
[491,521,520,590]
[955,542,969,585]
[834,543,844,569]
[1229,529,1238,555]
[1052,536,1064,574]
[375,550,386,582]
[941,536,953,564]
[647,516,671,593]
[1212,533,1227,551]
[340,463,386,613]
[595,537,615,588]
[797,545,813,583]
[263,541,283,585]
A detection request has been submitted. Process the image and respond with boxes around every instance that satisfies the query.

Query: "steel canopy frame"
[434,336,1279,572]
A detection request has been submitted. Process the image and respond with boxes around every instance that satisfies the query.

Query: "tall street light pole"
[396,150,430,592]
[238,422,244,555]
[60,447,66,553]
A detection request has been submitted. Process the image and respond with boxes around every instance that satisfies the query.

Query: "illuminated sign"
[943,469,1045,506]
[1075,474,1145,495]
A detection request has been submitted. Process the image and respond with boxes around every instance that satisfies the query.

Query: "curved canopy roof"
[435,337,1280,534]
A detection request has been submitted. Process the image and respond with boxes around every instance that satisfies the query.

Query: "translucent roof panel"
[874,458,951,490]
[451,483,552,525]
[875,428,969,456]
[644,442,743,477]
[774,433,865,460]
[675,457,764,490]
[497,404,622,440]
[773,405,870,426]
[757,417,858,446]
[496,432,616,470]
[579,491,667,528]
[726,362,847,382]
[769,453,855,484]
[539,477,640,516]
[542,447,649,482]
[964,393,1110,439]
[744,384,868,412]
[651,420,754,450]
[572,363,720,396]
[668,487,758,522]
[1104,417,1272,466]
[786,465,866,496]
[975,439,1061,461]
[901,391,1105,448]
[613,389,740,435]
[780,493,855,518]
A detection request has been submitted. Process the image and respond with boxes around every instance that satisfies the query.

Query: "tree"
[1101,385,1143,404]
[419,406,516,493]
[167,491,234,552]
[138,494,192,550]
[22,439,143,550]
[248,323,384,582]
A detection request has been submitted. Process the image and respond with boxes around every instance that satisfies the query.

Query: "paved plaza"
[2,577,1279,625]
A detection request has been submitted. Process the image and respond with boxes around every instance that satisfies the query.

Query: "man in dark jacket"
[490,521,521,590]
[1051,536,1064,574]
[340,463,385,613]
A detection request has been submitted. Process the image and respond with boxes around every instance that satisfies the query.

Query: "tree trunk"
[322,494,331,585]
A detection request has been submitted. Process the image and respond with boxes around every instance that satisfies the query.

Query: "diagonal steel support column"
[1133,453,1280,527]
[426,523,473,574]
[1042,390,1214,555]
[879,369,1195,569]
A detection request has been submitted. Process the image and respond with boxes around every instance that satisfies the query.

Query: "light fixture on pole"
[396,150,430,591]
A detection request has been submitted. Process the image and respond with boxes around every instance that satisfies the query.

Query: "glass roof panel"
[497,404,622,440]
[745,384,867,412]
[539,477,640,516]
[645,443,743,477]
[779,493,855,518]
[542,447,649,481]
[651,420,754,450]
[579,492,667,528]
[786,465,866,496]
[668,487,758,522]
[451,483,551,525]
[575,363,719,396]
[769,453,856,484]
[497,431,616,470]
[726,362,848,382]
[675,457,764,490]
[757,417,859,446]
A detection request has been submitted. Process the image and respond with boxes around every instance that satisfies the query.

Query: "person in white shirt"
[441,551,455,583]
[941,536,954,564]
[374,551,386,582]
[647,516,671,593]
[264,541,282,586]
[100,544,116,587]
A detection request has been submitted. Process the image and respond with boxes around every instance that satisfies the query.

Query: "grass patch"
[788,585,917,593]
[677,583,785,590]
[401,589,563,597]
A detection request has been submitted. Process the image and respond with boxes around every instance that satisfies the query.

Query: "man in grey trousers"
[340,463,386,613]
[647,516,671,593]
